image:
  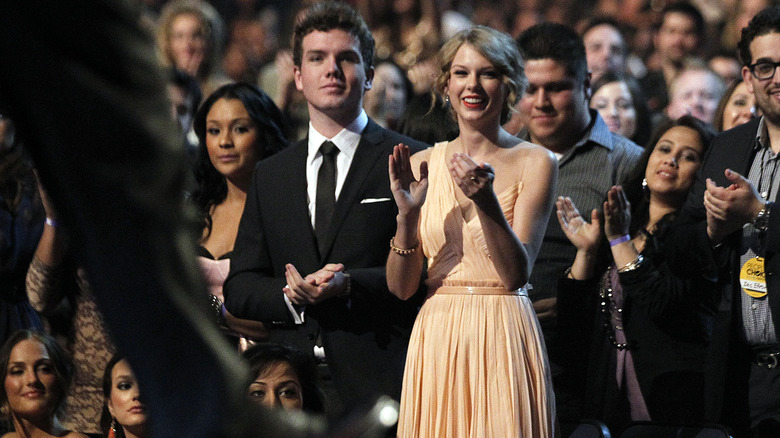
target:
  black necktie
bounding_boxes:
[315,141,339,254]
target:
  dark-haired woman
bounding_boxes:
[0,330,86,438]
[556,115,718,433]
[191,82,289,347]
[242,343,325,414]
[101,355,146,438]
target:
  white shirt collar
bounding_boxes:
[307,109,368,164]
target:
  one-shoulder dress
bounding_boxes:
[397,142,556,437]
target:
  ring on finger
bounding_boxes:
[469,176,477,181]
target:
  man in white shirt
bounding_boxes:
[224,1,427,416]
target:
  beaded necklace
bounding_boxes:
[599,265,633,350]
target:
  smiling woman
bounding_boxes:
[556,115,719,433]
[0,330,86,438]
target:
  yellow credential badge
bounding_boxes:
[741,257,768,298]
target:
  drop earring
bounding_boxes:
[642,177,650,198]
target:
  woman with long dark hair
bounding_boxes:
[556,115,718,433]
[191,82,289,347]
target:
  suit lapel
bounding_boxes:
[286,139,320,259]
[318,120,386,261]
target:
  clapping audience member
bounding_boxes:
[388,25,558,437]
[713,79,758,132]
[0,330,87,438]
[243,343,325,414]
[590,72,652,147]
[101,356,147,438]
[556,115,717,434]
[156,0,229,97]
[26,177,116,437]
[192,82,289,348]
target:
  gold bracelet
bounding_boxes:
[390,237,419,255]
[617,255,644,273]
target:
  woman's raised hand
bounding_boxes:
[448,153,494,203]
[389,144,428,216]
[556,196,601,253]
[603,185,631,241]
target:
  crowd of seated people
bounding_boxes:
[2,1,779,437]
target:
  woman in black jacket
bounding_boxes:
[555,115,718,433]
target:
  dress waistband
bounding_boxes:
[434,286,527,296]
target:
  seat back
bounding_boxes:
[618,421,732,438]
[561,419,612,438]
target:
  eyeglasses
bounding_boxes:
[749,61,780,80]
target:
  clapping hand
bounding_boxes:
[603,186,631,241]
[448,153,495,204]
[556,196,601,253]
[389,144,428,216]
[704,169,765,243]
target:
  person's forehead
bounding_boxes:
[584,24,623,45]
[749,32,780,61]
[662,12,696,30]
[525,59,575,82]
[302,29,360,51]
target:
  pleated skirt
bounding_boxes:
[397,286,556,437]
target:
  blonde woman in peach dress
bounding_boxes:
[388,26,558,437]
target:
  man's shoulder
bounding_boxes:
[714,117,760,145]
[608,132,643,157]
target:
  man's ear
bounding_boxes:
[584,71,592,100]
[293,66,304,92]
[742,65,754,94]
[364,66,375,90]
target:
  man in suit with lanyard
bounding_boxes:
[224,1,427,416]
[669,6,780,437]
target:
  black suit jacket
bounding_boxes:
[224,119,427,408]
[668,118,780,433]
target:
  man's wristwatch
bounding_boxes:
[753,201,774,231]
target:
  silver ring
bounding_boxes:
[470,176,477,181]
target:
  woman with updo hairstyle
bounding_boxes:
[100,355,146,438]
[242,343,325,414]
[0,330,85,438]
[191,82,289,348]
[156,0,228,98]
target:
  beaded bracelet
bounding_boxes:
[390,237,418,255]
[617,255,644,273]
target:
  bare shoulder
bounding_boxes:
[64,432,90,438]
[508,140,556,168]
[410,145,434,168]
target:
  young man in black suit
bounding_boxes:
[669,6,780,437]
[224,1,427,415]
